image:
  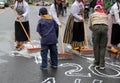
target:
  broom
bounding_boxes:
[80,12,93,53]
[13,10,40,51]
[58,15,73,59]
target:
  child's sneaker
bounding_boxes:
[51,65,58,69]
[40,67,47,70]
[40,66,47,70]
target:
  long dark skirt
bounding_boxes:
[72,22,84,42]
[111,24,120,45]
[15,21,30,42]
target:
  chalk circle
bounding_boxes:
[89,64,120,78]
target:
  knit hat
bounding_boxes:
[94,5,102,11]
[39,7,48,15]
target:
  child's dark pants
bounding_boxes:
[41,44,58,68]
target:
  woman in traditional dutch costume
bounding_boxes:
[63,0,85,51]
[11,0,30,50]
[109,0,120,53]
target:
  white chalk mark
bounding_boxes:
[92,79,103,83]
[34,55,42,64]
[89,64,120,78]
[59,63,91,77]
[106,62,120,70]
[74,79,81,83]
[41,77,55,83]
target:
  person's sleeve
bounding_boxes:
[53,20,58,30]
[22,2,29,17]
[14,1,17,9]
[88,14,92,30]
[49,4,61,26]
[81,2,84,9]
[112,7,120,25]
[36,22,41,32]
[110,7,113,15]
[71,5,83,21]
[37,21,43,36]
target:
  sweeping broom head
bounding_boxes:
[58,52,73,56]
[27,47,41,53]
[80,48,93,53]
[58,52,73,59]
[27,47,41,51]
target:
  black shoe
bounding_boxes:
[40,66,47,70]
[51,65,58,69]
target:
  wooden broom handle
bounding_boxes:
[13,10,34,48]
[59,15,64,53]
[82,12,89,48]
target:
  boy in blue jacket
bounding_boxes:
[37,7,58,70]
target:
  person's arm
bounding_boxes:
[49,4,61,26]
[22,2,29,18]
[13,1,29,20]
[71,4,83,21]
[13,1,17,9]
[88,14,92,30]
[36,22,42,37]
[113,7,120,25]
[12,2,22,20]
[53,20,58,30]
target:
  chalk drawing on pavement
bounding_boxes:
[59,63,91,77]
[74,79,81,83]
[92,79,103,83]
[41,77,55,83]
[89,64,120,78]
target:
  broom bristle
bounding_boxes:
[58,53,73,59]
[27,47,41,53]
[58,53,73,56]
[27,47,41,51]
[80,49,93,52]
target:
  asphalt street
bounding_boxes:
[0,6,120,83]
